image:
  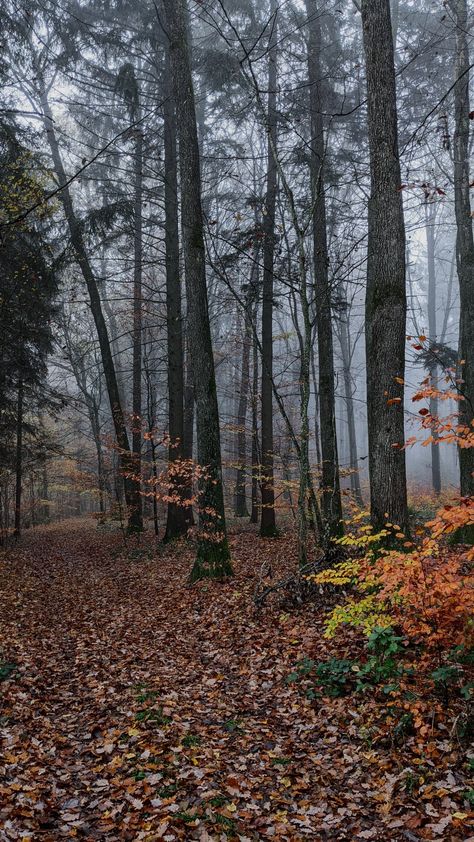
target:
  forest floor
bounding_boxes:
[0,519,473,842]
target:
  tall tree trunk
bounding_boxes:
[450,0,474,496]
[131,127,144,531]
[183,337,195,526]
[183,354,194,462]
[100,253,127,414]
[29,476,36,527]
[391,0,400,46]
[90,402,106,515]
[97,438,106,515]
[234,306,251,517]
[151,437,160,537]
[13,380,23,540]
[38,82,139,530]
[361,0,409,531]
[306,0,343,537]
[162,38,190,541]
[251,301,260,524]
[234,252,259,517]
[41,463,50,524]
[143,364,160,537]
[425,202,441,495]
[260,4,278,537]
[163,0,232,579]
[310,346,322,467]
[296,264,312,563]
[338,311,364,506]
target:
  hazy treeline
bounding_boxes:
[0,0,472,572]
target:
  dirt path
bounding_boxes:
[0,521,469,841]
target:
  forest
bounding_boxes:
[0,0,473,839]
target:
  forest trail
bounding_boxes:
[0,521,469,841]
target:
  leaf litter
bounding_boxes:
[0,519,472,841]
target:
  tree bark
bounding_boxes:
[162,36,191,541]
[131,126,144,531]
[90,401,106,515]
[306,0,343,538]
[234,251,260,518]
[260,4,278,537]
[251,300,260,524]
[181,332,196,527]
[391,0,400,46]
[100,255,127,415]
[163,0,231,579]
[361,0,409,531]
[41,463,50,524]
[310,346,322,467]
[234,305,251,517]
[450,0,474,496]
[13,379,23,540]
[425,202,441,495]
[338,309,364,506]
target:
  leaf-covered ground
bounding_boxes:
[0,520,473,841]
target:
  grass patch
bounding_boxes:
[0,662,17,682]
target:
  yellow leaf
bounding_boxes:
[452,812,468,820]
